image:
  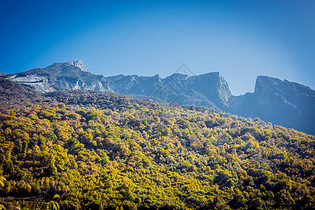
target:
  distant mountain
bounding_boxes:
[106,72,232,109]
[227,76,315,134]
[3,61,232,110]
[3,60,110,92]
[2,61,314,134]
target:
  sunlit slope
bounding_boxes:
[0,90,314,209]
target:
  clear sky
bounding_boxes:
[0,0,314,95]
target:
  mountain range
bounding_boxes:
[1,60,314,134]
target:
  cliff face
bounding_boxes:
[228,76,315,134]
[106,72,232,110]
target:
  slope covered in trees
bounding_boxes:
[0,90,314,209]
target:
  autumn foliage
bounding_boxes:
[0,90,314,209]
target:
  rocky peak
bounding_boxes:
[194,72,232,107]
[254,76,283,94]
[62,60,89,72]
[254,76,315,97]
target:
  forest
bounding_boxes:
[0,90,314,209]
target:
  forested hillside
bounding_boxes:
[0,90,314,209]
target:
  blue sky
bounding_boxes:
[0,0,314,95]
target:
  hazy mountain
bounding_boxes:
[227,76,315,134]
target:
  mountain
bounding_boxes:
[227,76,315,134]
[3,61,232,110]
[106,72,232,109]
[0,88,314,209]
[2,60,314,134]
[3,60,110,92]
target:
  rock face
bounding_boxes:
[106,72,232,110]
[227,76,315,134]
[4,60,110,92]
